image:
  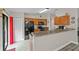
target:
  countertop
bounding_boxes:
[34,28,75,37]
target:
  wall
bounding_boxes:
[24,13,48,19]
[12,12,24,42]
[34,30,78,51]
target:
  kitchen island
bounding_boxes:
[33,28,77,51]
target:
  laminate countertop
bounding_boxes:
[34,28,75,37]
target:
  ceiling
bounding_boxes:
[6,8,56,14]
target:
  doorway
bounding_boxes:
[2,14,8,51]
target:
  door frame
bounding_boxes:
[2,14,8,51]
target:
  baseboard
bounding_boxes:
[54,41,78,51]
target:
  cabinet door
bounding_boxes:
[61,16,70,25]
[34,19,38,25]
[54,17,61,25]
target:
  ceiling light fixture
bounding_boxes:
[39,8,49,13]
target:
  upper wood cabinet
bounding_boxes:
[25,18,47,25]
[25,18,48,33]
[54,15,70,25]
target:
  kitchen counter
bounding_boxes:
[34,28,75,37]
[33,29,77,51]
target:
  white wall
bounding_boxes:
[34,30,78,51]
[24,13,48,19]
[12,12,24,42]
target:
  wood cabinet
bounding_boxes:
[25,18,48,33]
[54,15,70,25]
